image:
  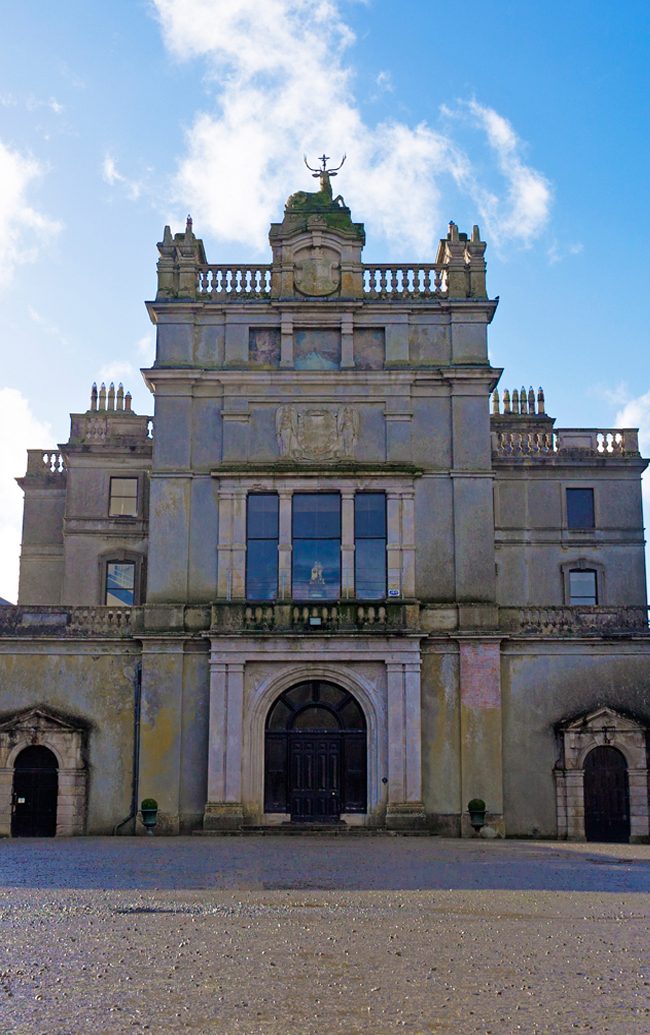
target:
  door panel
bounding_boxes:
[584,746,630,843]
[12,766,58,837]
[289,734,340,821]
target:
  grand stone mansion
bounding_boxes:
[1,166,649,841]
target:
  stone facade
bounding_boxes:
[1,171,648,840]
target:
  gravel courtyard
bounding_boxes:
[0,836,649,1034]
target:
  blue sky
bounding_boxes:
[1,0,649,600]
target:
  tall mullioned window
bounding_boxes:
[355,493,387,599]
[292,493,341,600]
[246,494,279,600]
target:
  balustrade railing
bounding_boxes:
[0,606,143,637]
[195,263,449,301]
[493,428,640,458]
[500,606,649,635]
[197,265,272,299]
[26,450,66,475]
[226,601,411,632]
[362,264,447,299]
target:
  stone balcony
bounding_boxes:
[211,601,420,634]
[499,606,650,637]
[0,606,144,638]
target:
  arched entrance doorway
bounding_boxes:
[264,681,367,822]
[584,746,630,843]
[11,745,58,837]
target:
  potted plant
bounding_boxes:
[140,798,158,835]
[467,798,487,833]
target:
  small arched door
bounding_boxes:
[265,681,367,822]
[11,745,58,837]
[584,746,630,843]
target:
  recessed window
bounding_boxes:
[105,562,136,606]
[292,493,341,600]
[566,488,594,530]
[569,569,597,605]
[355,493,386,599]
[246,494,279,600]
[109,477,138,517]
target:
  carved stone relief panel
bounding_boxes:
[275,406,359,462]
[293,245,341,297]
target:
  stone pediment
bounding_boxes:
[558,706,645,733]
[0,706,87,734]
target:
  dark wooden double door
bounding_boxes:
[264,681,367,822]
[11,746,58,837]
[289,734,341,821]
[584,746,630,843]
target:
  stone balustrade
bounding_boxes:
[0,606,143,637]
[212,601,417,633]
[362,265,447,299]
[197,265,272,299]
[194,263,450,301]
[493,428,640,458]
[26,450,66,476]
[499,606,649,636]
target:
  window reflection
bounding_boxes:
[292,494,340,600]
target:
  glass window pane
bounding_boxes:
[569,570,597,605]
[105,562,135,606]
[248,494,279,539]
[284,684,314,710]
[293,494,340,538]
[292,539,340,599]
[355,539,386,599]
[339,698,366,729]
[292,706,340,730]
[109,477,138,516]
[246,540,277,600]
[317,683,347,709]
[355,493,386,537]
[566,488,595,529]
[267,700,293,731]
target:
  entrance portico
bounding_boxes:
[203,635,426,830]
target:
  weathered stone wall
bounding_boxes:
[0,641,138,833]
[501,642,650,836]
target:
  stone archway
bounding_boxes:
[11,745,59,837]
[555,707,648,843]
[264,680,367,822]
[0,707,88,837]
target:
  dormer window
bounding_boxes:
[109,477,138,517]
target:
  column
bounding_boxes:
[341,491,355,599]
[341,313,354,368]
[386,492,402,599]
[385,660,426,829]
[231,491,247,599]
[278,490,292,600]
[401,491,416,598]
[216,492,233,598]
[204,659,245,829]
[280,314,293,368]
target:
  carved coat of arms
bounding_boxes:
[276,406,359,461]
[293,246,341,297]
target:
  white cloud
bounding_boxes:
[28,306,70,346]
[0,388,54,604]
[0,140,62,286]
[446,100,553,247]
[102,154,142,200]
[152,0,550,256]
[98,361,137,385]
